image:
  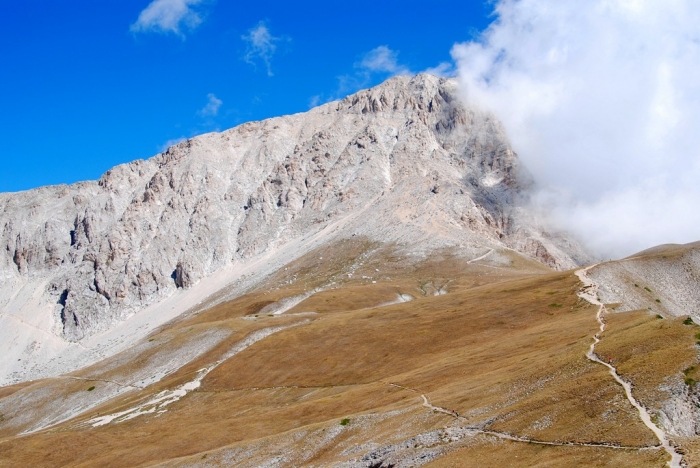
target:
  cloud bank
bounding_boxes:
[452,0,700,258]
[131,0,207,36]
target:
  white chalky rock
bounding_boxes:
[0,74,590,385]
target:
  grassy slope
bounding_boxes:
[0,242,697,467]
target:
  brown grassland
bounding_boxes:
[0,241,697,467]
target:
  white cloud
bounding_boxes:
[242,22,283,76]
[356,46,411,76]
[452,0,700,258]
[131,0,206,36]
[197,93,222,116]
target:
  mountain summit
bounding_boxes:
[0,74,588,385]
[1,75,699,468]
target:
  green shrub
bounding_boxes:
[340,418,350,426]
[644,286,652,292]
[87,386,95,392]
[684,317,695,325]
[549,303,563,308]
[685,377,696,387]
[655,299,661,303]
[656,314,664,319]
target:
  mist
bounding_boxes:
[452,0,700,259]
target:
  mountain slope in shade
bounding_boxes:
[0,74,590,386]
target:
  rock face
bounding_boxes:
[0,74,588,345]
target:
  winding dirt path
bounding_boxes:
[419,391,655,451]
[384,266,687,465]
[576,265,683,468]
[385,383,661,453]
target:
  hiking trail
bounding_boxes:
[385,383,662,452]
[576,265,683,468]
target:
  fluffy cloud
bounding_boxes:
[197,93,222,117]
[131,0,206,36]
[242,22,283,76]
[452,0,700,258]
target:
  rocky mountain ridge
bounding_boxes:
[0,74,589,384]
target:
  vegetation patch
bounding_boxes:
[644,287,652,293]
[87,386,96,392]
[340,418,350,426]
[684,317,695,325]
[549,303,563,308]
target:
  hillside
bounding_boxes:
[1,74,697,467]
[0,241,697,467]
[0,74,589,387]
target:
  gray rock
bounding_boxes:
[0,74,589,347]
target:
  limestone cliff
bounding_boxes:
[0,74,589,347]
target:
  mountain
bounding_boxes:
[3,74,698,467]
[0,240,697,467]
[0,74,589,387]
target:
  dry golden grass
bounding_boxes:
[596,311,697,405]
[0,243,695,467]
[594,309,700,461]
[423,436,668,467]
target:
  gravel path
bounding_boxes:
[576,266,683,468]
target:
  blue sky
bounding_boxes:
[0,0,492,193]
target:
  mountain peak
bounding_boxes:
[0,74,589,385]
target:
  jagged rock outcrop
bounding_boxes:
[0,74,587,344]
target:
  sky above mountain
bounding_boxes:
[0,0,490,193]
[2,0,699,257]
